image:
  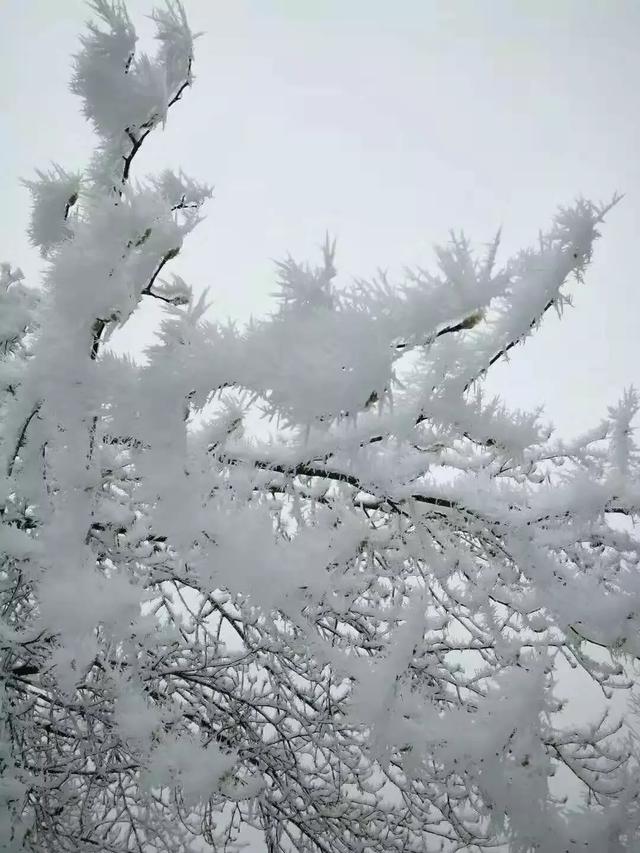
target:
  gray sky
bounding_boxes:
[2,0,639,437]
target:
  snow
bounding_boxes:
[1,2,639,851]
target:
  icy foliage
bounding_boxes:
[1,3,640,853]
[22,167,81,257]
[71,0,194,192]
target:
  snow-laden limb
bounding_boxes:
[2,3,640,852]
[160,200,610,430]
[72,0,194,193]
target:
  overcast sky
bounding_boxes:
[2,0,639,438]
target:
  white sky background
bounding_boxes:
[1,0,639,440]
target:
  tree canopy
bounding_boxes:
[1,3,639,852]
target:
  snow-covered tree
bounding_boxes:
[1,3,639,851]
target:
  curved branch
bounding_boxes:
[7,402,41,477]
[120,75,191,189]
